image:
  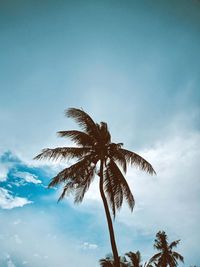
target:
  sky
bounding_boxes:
[0,0,200,266]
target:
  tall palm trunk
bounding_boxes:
[99,159,120,267]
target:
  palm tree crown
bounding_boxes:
[149,231,184,267]
[99,255,128,267]
[35,108,155,214]
[125,251,143,267]
[34,108,156,267]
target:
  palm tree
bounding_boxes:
[149,231,184,267]
[125,251,143,267]
[99,254,128,267]
[125,251,153,267]
[34,108,156,267]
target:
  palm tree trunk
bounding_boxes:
[99,159,120,267]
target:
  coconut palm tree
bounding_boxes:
[125,251,143,267]
[99,254,128,267]
[34,108,155,267]
[125,251,153,267]
[149,231,184,267]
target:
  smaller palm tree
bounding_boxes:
[125,251,154,267]
[149,231,184,267]
[99,254,128,267]
[125,251,143,267]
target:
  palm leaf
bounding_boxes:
[57,130,95,146]
[107,143,127,173]
[48,154,95,187]
[105,162,124,213]
[34,147,92,161]
[169,240,180,249]
[58,180,77,201]
[107,160,135,212]
[149,252,161,263]
[104,167,116,217]
[172,252,184,263]
[119,148,156,175]
[66,108,99,140]
[74,161,97,203]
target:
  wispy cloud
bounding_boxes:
[0,163,9,182]
[81,242,98,250]
[13,171,42,185]
[0,188,32,209]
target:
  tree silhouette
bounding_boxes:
[125,251,143,267]
[125,251,154,267]
[149,231,184,267]
[99,254,128,267]
[34,108,155,267]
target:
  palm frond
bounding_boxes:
[57,130,95,146]
[125,251,142,267]
[99,258,114,267]
[149,253,161,263]
[34,147,92,161]
[107,160,135,212]
[119,148,156,175]
[169,240,180,249]
[172,252,184,263]
[58,180,77,201]
[104,167,116,217]
[111,149,127,173]
[104,162,124,214]
[48,154,95,187]
[74,161,97,203]
[66,108,99,140]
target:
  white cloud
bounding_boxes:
[81,242,98,250]
[0,188,32,209]
[14,171,42,184]
[0,163,10,181]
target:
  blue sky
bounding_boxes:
[0,0,200,266]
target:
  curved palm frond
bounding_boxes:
[119,149,156,175]
[169,240,180,250]
[109,160,135,212]
[103,159,134,218]
[99,257,115,267]
[74,160,97,203]
[149,252,161,263]
[104,167,116,217]
[34,147,92,161]
[172,252,184,263]
[125,251,142,267]
[48,154,96,187]
[57,180,77,202]
[57,130,95,146]
[66,108,100,141]
[99,255,128,267]
[58,161,97,202]
[109,144,127,173]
